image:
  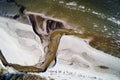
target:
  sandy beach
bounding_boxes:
[0,17,120,80]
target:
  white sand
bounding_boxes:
[0,17,120,80]
[39,35,120,80]
[0,17,44,66]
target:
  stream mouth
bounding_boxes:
[20,10,120,58]
[0,0,120,57]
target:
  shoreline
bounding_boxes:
[0,16,120,80]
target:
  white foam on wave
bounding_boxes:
[62,2,120,26]
[66,2,77,6]
[108,17,120,25]
[59,1,64,4]
[78,5,85,9]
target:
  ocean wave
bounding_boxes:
[107,17,120,25]
[66,1,77,6]
[58,1,120,26]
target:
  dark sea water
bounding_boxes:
[0,0,120,57]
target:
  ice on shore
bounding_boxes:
[0,17,120,80]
